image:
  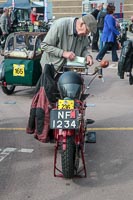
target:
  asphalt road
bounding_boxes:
[1,33,133,200]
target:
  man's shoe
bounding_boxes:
[96,58,102,62]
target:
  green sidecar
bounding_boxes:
[0,31,46,95]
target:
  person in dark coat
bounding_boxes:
[97,3,108,51]
[91,3,103,52]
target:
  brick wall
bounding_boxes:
[124,0,133,19]
[52,0,133,20]
[52,0,82,18]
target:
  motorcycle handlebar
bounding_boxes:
[58,60,109,76]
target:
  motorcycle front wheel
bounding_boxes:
[61,135,76,179]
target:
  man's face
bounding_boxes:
[77,22,90,36]
[33,8,36,12]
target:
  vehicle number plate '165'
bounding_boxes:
[13,64,25,77]
[50,109,79,129]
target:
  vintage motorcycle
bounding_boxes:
[50,59,109,178]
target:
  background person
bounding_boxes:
[30,7,43,24]
[97,3,108,51]
[91,3,103,52]
[0,7,10,53]
[96,5,120,62]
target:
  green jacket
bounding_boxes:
[40,17,90,71]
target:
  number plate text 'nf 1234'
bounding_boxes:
[50,109,79,129]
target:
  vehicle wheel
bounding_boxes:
[1,85,16,95]
[61,135,76,179]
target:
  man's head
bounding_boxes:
[3,7,9,15]
[76,14,97,36]
[97,3,103,10]
[32,7,36,13]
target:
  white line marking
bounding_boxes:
[0,154,9,162]
[2,148,17,153]
[0,147,34,163]
[18,148,34,153]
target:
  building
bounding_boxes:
[52,0,133,20]
[0,0,132,20]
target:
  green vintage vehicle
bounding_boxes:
[0,31,46,95]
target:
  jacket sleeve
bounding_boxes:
[41,23,64,58]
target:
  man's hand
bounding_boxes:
[86,55,93,66]
[62,51,76,61]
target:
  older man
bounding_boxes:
[0,7,10,52]
[40,14,97,71]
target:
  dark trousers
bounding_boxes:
[92,28,99,51]
[96,41,119,61]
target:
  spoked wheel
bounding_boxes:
[1,85,16,95]
[61,135,76,179]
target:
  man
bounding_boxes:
[97,3,108,51]
[30,8,38,24]
[26,14,97,143]
[40,14,97,71]
[0,7,10,52]
[91,3,103,52]
[30,7,43,24]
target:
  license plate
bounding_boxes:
[58,99,74,109]
[13,64,25,77]
[50,109,79,129]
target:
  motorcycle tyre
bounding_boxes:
[61,135,76,179]
[1,85,16,95]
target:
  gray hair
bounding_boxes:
[3,7,8,12]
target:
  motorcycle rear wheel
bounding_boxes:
[61,135,76,179]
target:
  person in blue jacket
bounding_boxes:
[96,4,120,62]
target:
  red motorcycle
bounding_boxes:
[50,60,109,178]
